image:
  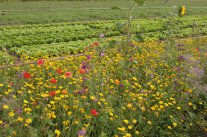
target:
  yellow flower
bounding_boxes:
[135,131,140,135]
[75,121,79,124]
[118,127,125,132]
[132,119,137,124]
[12,131,16,135]
[9,111,15,117]
[177,107,181,110]
[125,133,131,137]
[128,126,133,129]
[55,129,61,137]
[173,123,177,127]
[17,117,23,122]
[168,126,172,129]
[123,120,129,124]
[127,103,132,108]
[147,121,152,125]
[181,6,185,16]
[3,105,9,109]
[26,119,32,124]
[188,102,192,106]
[0,120,3,124]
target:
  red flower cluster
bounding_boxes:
[94,42,99,46]
[24,72,30,79]
[57,69,62,73]
[91,109,98,116]
[37,59,44,65]
[51,79,57,83]
[49,91,56,96]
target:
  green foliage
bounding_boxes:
[133,0,144,5]
[134,34,144,43]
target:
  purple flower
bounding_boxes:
[2,122,6,126]
[101,53,105,56]
[87,56,91,60]
[150,73,153,78]
[131,44,134,47]
[101,83,104,86]
[18,110,22,114]
[120,84,123,87]
[82,77,87,80]
[100,34,104,38]
[94,98,98,102]
[186,92,189,95]
[177,43,181,47]
[178,56,184,59]
[82,62,86,65]
[78,129,86,137]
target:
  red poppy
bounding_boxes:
[37,59,44,65]
[51,79,57,83]
[24,72,30,79]
[94,42,98,46]
[65,72,72,77]
[195,48,198,51]
[90,44,94,48]
[9,82,13,86]
[86,47,89,50]
[91,109,98,116]
[57,69,62,73]
[79,70,85,74]
[49,91,56,96]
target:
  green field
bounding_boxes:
[0,0,207,25]
[0,14,206,62]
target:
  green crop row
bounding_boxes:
[0,15,206,49]
[9,36,122,58]
[8,24,207,59]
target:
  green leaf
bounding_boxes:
[108,40,117,48]
[99,132,107,137]
[110,6,121,10]
[134,0,144,5]
[114,22,123,29]
[134,34,144,43]
[48,130,54,137]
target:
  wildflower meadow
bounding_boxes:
[0,0,207,137]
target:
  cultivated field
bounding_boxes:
[0,0,207,25]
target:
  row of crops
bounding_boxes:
[0,15,207,60]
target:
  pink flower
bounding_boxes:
[65,72,72,77]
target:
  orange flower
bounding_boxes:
[115,80,120,85]
[79,70,85,74]
[65,72,72,77]
[62,90,67,94]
